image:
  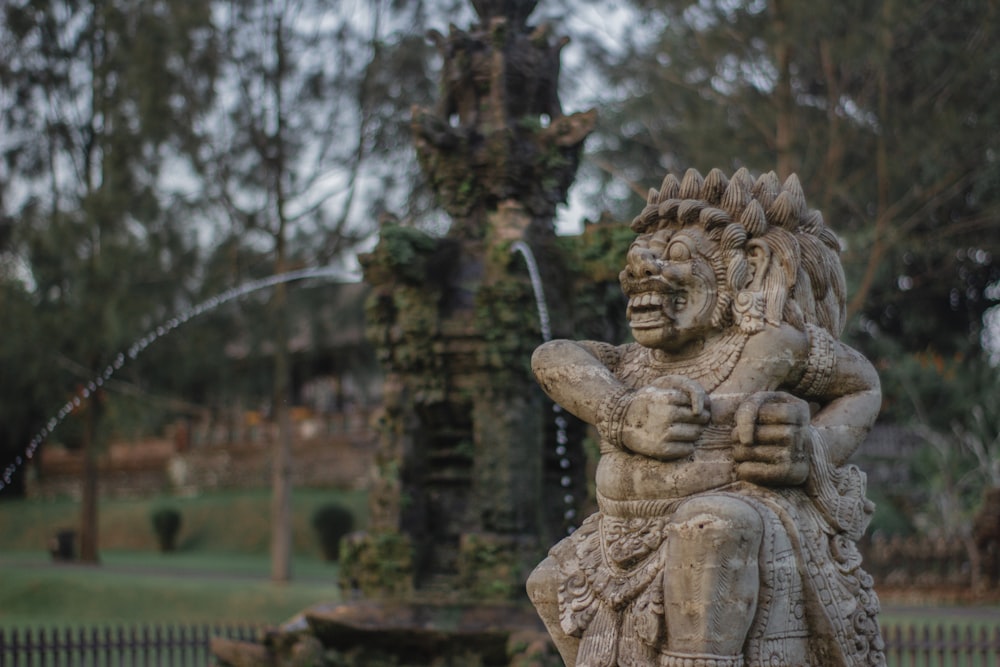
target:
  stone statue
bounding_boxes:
[527,167,885,667]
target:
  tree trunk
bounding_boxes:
[963,534,983,593]
[270,277,294,583]
[79,394,102,564]
[846,0,894,319]
[771,0,795,179]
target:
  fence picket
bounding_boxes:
[165,625,174,667]
[112,626,123,667]
[37,627,46,667]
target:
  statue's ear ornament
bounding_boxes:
[733,239,772,333]
[734,289,766,334]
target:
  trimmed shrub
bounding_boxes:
[311,504,354,561]
[49,529,76,561]
[150,507,182,552]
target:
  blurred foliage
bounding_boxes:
[555,0,1000,366]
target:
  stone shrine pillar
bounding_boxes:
[344,0,596,601]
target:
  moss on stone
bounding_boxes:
[339,532,415,600]
[457,533,541,602]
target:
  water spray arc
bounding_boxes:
[510,241,551,342]
[0,265,360,493]
[510,241,576,532]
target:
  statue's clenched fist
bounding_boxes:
[733,391,811,485]
[621,375,710,461]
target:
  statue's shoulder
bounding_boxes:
[738,323,812,387]
[743,323,809,357]
[576,339,639,370]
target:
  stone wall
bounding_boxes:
[27,411,377,500]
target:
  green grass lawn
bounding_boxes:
[0,488,364,628]
[0,487,367,556]
[0,551,342,627]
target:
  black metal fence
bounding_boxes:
[882,624,1000,666]
[0,623,259,667]
[2,622,1000,666]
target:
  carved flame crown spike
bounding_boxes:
[751,171,781,212]
[801,209,823,235]
[739,199,768,237]
[768,174,806,230]
[720,175,751,220]
[701,168,729,205]
[782,173,806,207]
[769,191,800,230]
[679,168,705,200]
[732,167,755,191]
[659,173,681,201]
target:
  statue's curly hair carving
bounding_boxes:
[628,167,847,338]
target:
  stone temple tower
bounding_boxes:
[346,0,596,600]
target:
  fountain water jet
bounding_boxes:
[511,240,576,532]
[510,241,552,343]
[0,265,360,493]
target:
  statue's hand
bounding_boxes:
[621,376,710,460]
[733,391,811,485]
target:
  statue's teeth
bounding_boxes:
[629,293,663,309]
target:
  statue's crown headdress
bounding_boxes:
[629,167,847,337]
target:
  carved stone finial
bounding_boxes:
[471,0,538,25]
[411,0,594,225]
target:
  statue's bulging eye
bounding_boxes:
[667,240,691,261]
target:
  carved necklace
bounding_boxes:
[632,332,750,393]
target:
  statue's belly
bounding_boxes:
[596,445,736,502]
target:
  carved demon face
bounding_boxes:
[620,227,721,355]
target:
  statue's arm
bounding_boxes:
[530,339,623,425]
[733,324,880,485]
[531,339,708,460]
[809,340,881,467]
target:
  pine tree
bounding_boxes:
[0,1,218,559]
[564,0,1000,363]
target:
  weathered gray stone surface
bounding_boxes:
[527,168,886,667]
